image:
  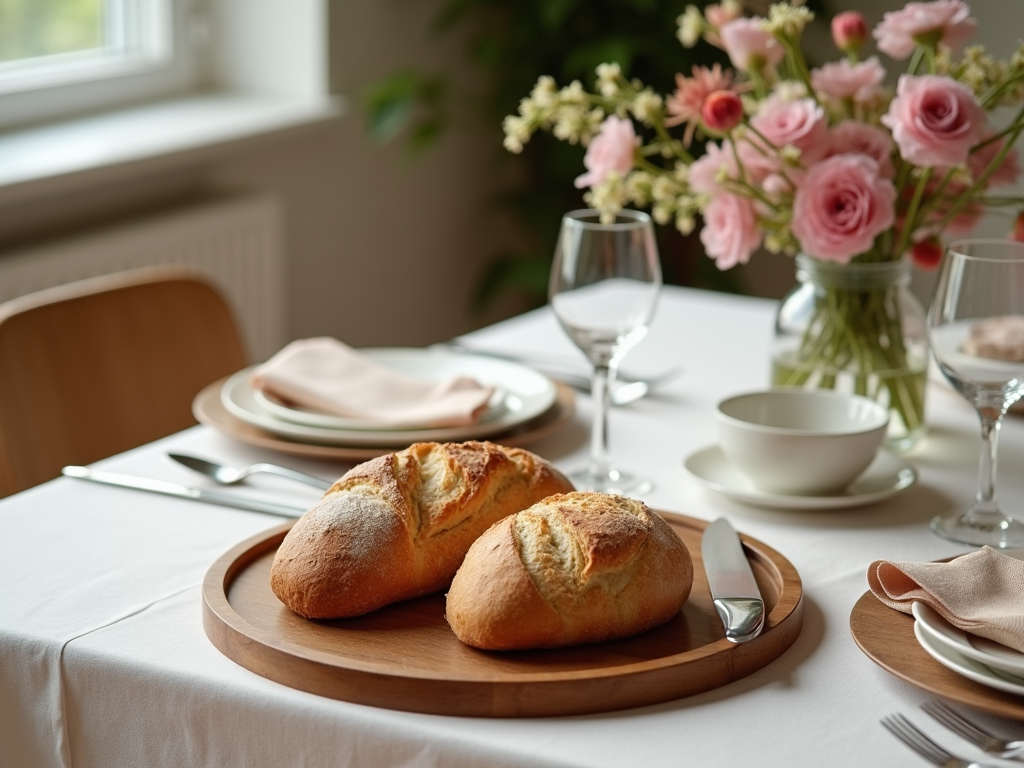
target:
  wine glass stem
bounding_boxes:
[972,405,1004,519]
[588,362,613,478]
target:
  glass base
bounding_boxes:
[566,466,653,496]
[930,510,1024,548]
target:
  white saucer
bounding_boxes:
[914,619,1024,697]
[912,588,1024,678]
[681,445,917,510]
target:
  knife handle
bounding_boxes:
[713,598,765,643]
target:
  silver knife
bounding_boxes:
[701,517,765,643]
[62,466,305,518]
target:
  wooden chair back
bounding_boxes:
[0,266,248,496]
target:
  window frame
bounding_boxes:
[0,0,203,131]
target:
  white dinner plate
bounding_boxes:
[220,349,558,447]
[912,580,1024,679]
[681,445,917,510]
[914,618,1024,697]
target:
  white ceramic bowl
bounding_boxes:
[715,389,890,496]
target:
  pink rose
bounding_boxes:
[832,11,869,52]
[826,122,895,177]
[700,193,762,269]
[574,116,638,189]
[811,57,886,101]
[688,141,737,195]
[881,74,985,168]
[719,18,784,72]
[791,154,897,263]
[750,95,829,166]
[969,134,1022,187]
[872,0,975,60]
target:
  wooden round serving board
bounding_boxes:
[850,591,1024,719]
[192,377,575,462]
[202,512,803,717]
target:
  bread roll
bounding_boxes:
[270,441,573,619]
[446,492,693,650]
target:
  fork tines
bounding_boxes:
[921,699,1002,753]
[881,714,951,766]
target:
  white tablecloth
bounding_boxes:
[3,285,1021,768]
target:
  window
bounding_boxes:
[0,0,201,130]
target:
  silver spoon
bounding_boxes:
[168,453,333,490]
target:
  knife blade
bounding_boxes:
[701,517,765,643]
[62,466,305,518]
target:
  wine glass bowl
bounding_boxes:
[549,209,661,494]
[926,238,1024,547]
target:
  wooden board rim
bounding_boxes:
[850,589,1024,720]
[192,377,576,461]
[202,512,803,716]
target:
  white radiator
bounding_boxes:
[0,194,285,362]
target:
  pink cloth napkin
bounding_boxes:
[867,547,1024,653]
[251,337,495,427]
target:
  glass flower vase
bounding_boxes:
[771,254,928,453]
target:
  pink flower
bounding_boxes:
[700,193,762,269]
[832,11,869,52]
[1012,212,1024,242]
[702,91,744,133]
[574,116,638,189]
[881,74,986,168]
[969,134,1022,187]
[666,64,742,145]
[811,57,886,101]
[750,95,829,166]
[704,2,743,47]
[720,18,784,72]
[872,0,975,60]
[688,141,737,195]
[705,2,743,30]
[791,154,897,263]
[826,121,895,177]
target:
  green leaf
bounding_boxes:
[405,117,445,160]
[537,0,579,32]
[362,70,423,143]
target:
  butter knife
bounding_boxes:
[701,517,765,643]
[62,466,304,518]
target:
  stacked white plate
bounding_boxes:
[911,558,1024,696]
[219,347,559,448]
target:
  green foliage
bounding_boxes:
[0,0,103,62]
[362,0,739,308]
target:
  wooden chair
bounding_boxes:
[0,266,248,496]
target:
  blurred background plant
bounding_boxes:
[361,0,797,311]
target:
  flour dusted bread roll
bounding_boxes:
[270,441,573,619]
[446,492,693,650]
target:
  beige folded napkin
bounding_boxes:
[251,337,495,427]
[867,547,1024,653]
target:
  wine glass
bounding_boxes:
[926,238,1024,547]
[549,208,661,494]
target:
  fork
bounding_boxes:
[922,700,1024,761]
[881,713,999,767]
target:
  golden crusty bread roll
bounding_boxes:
[445,492,693,650]
[270,441,573,619]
